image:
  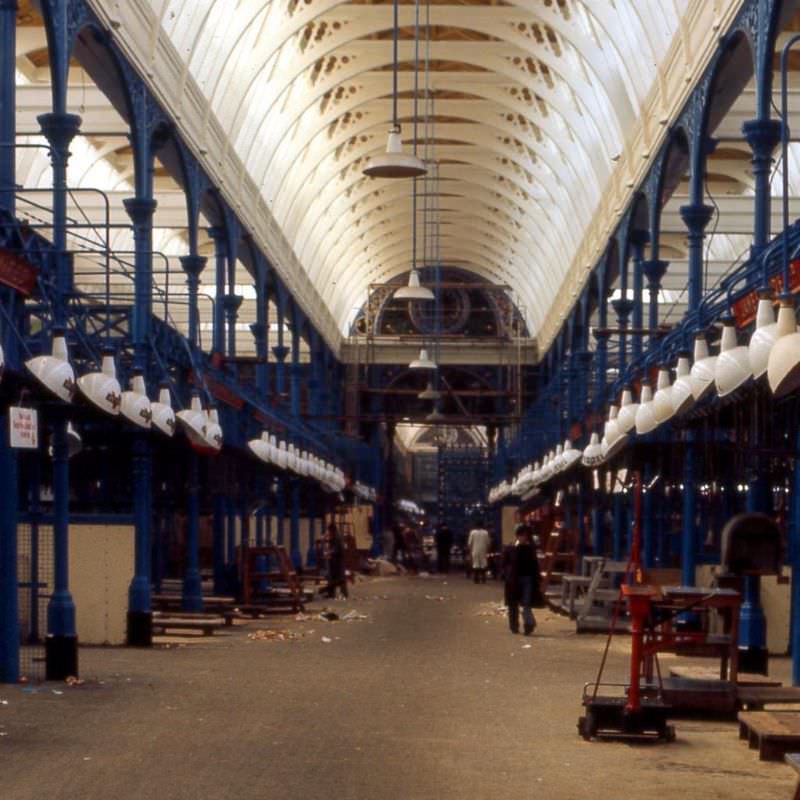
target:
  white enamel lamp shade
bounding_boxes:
[635,383,658,435]
[748,295,780,379]
[25,331,76,403]
[395,270,434,301]
[616,389,638,435]
[582,432,604,467]
[150,384,176,437]
[690,334,717,402]
[671,354,695,416]
[652,366,675,425]
[767,298,800,397]
[120,372,152,430]
[77,350,122,416]
[715,319,751,398]
[363,128,427,179]
[176,394,208,447]
[409,348,437,370]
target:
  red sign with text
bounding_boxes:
[0,249,38,295]
[733,259,800,327]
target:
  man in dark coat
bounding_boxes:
[435,522,453,574]
[503,523,541,635]
[323,523,348,599]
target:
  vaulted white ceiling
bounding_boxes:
[141,0,687,337]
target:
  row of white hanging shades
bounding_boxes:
[490,296,800,500]
[25,332,219,449]
[488,440,582,502]
[581,295,800,464]
[247,432,347,493]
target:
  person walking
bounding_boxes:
[435,521,453,574]
[503,523,541,635]
[467,521,491,584]
[323,522,349,599]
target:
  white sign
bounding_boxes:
[9,406,38,449]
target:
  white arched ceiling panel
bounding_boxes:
[141,0,685,336]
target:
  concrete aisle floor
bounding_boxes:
[1,575,796,800]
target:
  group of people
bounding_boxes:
[331,513,542,638]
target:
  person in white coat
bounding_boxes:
[467,523,491,584]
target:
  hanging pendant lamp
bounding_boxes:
[652,366,675,425]
[26,328,76,402]
[395,269,434,301]
[120,370,152,430]
[248,430,271,464]
[767,297,800,396]
[77,347,122,416]
[715,317,751,398]
[635,383,658,435]
[150,382,176,437]
[363,0,426,179]
[581,432,604,467]
[748,292,781,379]
[176,393,208,447]
[615,388,638,435]
[418,380,441,400]
[671,353,695,416]
[409,348,437,369]
[689,333,717,401]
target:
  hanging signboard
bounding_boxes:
[0,249,38,296]
[9,406,38,449]
[733,259,800,328]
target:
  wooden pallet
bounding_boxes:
[669,666,781,687]
[738,686,800,710]
[738,711,800,761]
[152,614,226,636]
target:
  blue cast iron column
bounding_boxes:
[180,254,206,612]
[274,295,288,402]
[306,495,318,567]
[223,292,243,364]
[630,232,647,364]
[46,416,77,679]
[290,320,302,418]
[212,493,226,595]
[124,197,158,647]
[182,454,204,612]
[0,0,19,684]
[610,297,633,562]
[679,203,713,587]
[226,495,237,589]
[272,346,289,406]
[276,476,286,546]
[208,226,226,357]
[641,258,668,568]
[180,255,206,360]
[39,109,81,681]
[289,476,302,568]
[743,118,782,256]
[740,475,770,673]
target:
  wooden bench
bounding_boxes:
[151,614,225,637]
[669,665,781,687]
[738,711,800,761]
[784,753,800,800]
[738,686,800,710]
[152,594,236,614]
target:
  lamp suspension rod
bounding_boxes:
[411,0,421,272]
[780,33,800,293]
[392,0,399,130]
